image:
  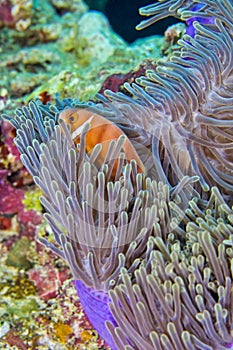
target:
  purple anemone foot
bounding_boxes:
[75,280,117,350]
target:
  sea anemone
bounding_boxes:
[2,99,199,348]
[95,0,233,200]
[107,186,233,349]
[2,0,233,349]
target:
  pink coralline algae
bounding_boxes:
[0,0,33,30]
[0,0,14,26]
[0,179,24,214]
[4,329,28,350]
[0,122,20,160]
[99,61,156,94]
[28,263,69,301]
[0,173,42,238]
[1,122,20,160]
[0,120,41,238]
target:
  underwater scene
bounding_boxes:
[0,0,233,349]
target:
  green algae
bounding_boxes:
[22,188,43,212]
[5,298,38,319]
[0,296,39,323]
[6,237,32,270]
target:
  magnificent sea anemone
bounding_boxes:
[2,0,233,349]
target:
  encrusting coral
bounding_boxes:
[2,0,233,349]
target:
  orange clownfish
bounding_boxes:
[59,108,145,180]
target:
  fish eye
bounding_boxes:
[69,115,76,123]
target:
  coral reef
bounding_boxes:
[1,0,233,349]
[0,0,163,114]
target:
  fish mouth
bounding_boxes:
[71,115,94,140]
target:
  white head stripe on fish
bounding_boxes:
[71,115,94,139]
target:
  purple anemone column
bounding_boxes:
[74,280,117,350]
[186,4,215,37]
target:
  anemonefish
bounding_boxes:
[59,108,145,180]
